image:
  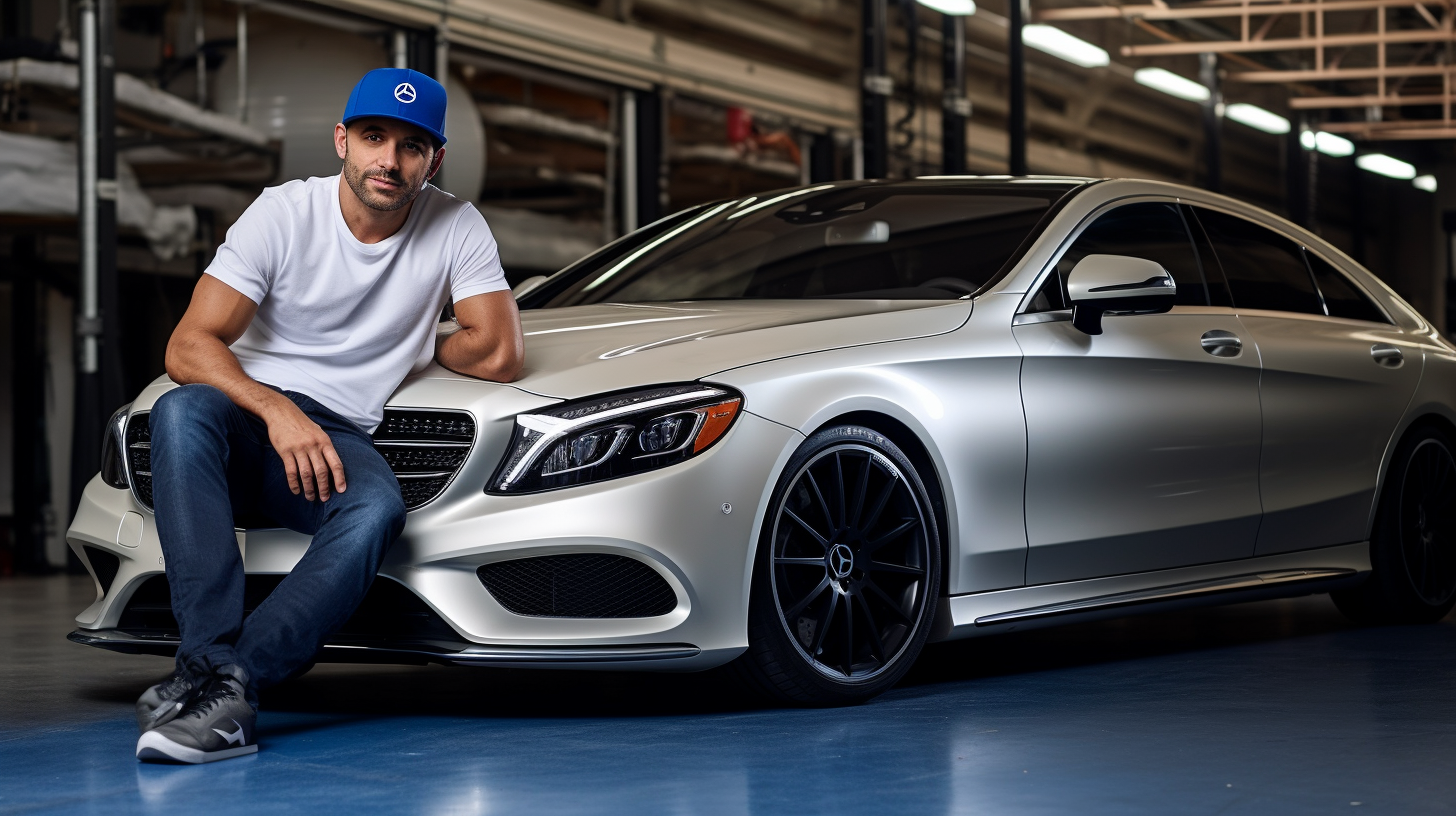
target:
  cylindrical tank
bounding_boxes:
[214,15,485,201]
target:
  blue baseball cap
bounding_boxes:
[342,68,448,146]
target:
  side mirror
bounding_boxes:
[512,275,549,299]
[1065,254,1176,335]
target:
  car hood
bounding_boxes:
[412,299,973,400]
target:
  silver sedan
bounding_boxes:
[68,177,1456,705]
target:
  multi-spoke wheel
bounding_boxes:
[734,425,940,704]
[1334,426,1456,624]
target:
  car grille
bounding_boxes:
[372,409,476,510]
[126,412,153,509]
[124,407,475,513]
[477,554,678,618]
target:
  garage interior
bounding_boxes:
[2,0,1455,812]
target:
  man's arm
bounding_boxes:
[165,275,348,502]
[436,290,525,381]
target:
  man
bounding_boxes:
[132,68,524,764]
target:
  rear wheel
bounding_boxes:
[734,425,941,705]
[1333,425,1456,624]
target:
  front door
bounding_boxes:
[1015,200,1264,585]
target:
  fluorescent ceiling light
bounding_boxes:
[1299,130,1355,157]
[1356,153,1417,180]
[1133,67,1209,102]
[1022,24,1109,68]
[918,0,977,14]
[1225,103,1290,134]
[1414,175,1438,192]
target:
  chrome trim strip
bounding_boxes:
[974,567,1356,626]
[373,440,472,448]
[392,471,456,480]
[67,629,700,665]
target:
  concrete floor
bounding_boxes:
[2,575,1455,815]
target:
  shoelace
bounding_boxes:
[181,677,240,721]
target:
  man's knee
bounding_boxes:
[152,384,234,440]
[330,480,406,543]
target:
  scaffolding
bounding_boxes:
[1040,0,1456,140]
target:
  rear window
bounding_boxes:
[1305,251,1390,323]
[529,184,1076,307]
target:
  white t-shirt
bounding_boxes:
[204,175,508,433]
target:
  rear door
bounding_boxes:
[1189,206,1422,555]
[1015,200,1264,584]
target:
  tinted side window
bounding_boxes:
[1193,207,1323,315]
[1027,202,1208,312]
[1305,251,1390,323]
[1181,204,1233,307]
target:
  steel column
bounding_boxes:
[1200,52,1223,192]
[861,0,890,179]
[71,0,124,536]
[941,13,968,175]
[1008,0,1028,175]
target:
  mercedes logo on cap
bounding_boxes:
[393,82,417,103]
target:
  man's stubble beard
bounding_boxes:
[342,144,428,212]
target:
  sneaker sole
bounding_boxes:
[136,731,258,764]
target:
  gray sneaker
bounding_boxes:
[136,668,257,764]
[135,671,197,734]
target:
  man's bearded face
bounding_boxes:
[341,121,435,212]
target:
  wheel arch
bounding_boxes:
[1369,405,1456,537]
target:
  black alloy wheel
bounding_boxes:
[1334,426,1456,624]
[734,425,941,705]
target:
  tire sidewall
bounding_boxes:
[1362,424,1456,623]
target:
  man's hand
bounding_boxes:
[166,274,348,502]
[436,290,525,381]
[261,399,347,502]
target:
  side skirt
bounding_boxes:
[934,541,1370,641]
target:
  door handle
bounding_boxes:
[1371,344,1404,368]
[1200,330,1242,358]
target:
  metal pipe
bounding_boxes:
[1008,0,1028,175]
[941,13,968,175]
[1200,52,1223,192]
[78,0,98,374]
[603,92,617,243]
[236,3,248,122]
[860,0,889,179]
[622,90,638,233]
[193,0,206,108]
[435,22,449,80]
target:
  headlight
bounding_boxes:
[100,403,131,489]
[489,384,742,494]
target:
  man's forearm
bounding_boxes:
[165,329,293,421]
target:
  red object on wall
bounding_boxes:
[726,107,753,145]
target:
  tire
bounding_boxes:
[1333,425,1456,625]
[733,425,942,705]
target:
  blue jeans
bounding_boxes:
[149,384,406,707]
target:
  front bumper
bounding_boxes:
[67,404,800,672]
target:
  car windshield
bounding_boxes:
[528,181,1083,308]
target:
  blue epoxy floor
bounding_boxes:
[4,576,1456,815]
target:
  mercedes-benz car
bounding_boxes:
[67,177,1456,704]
